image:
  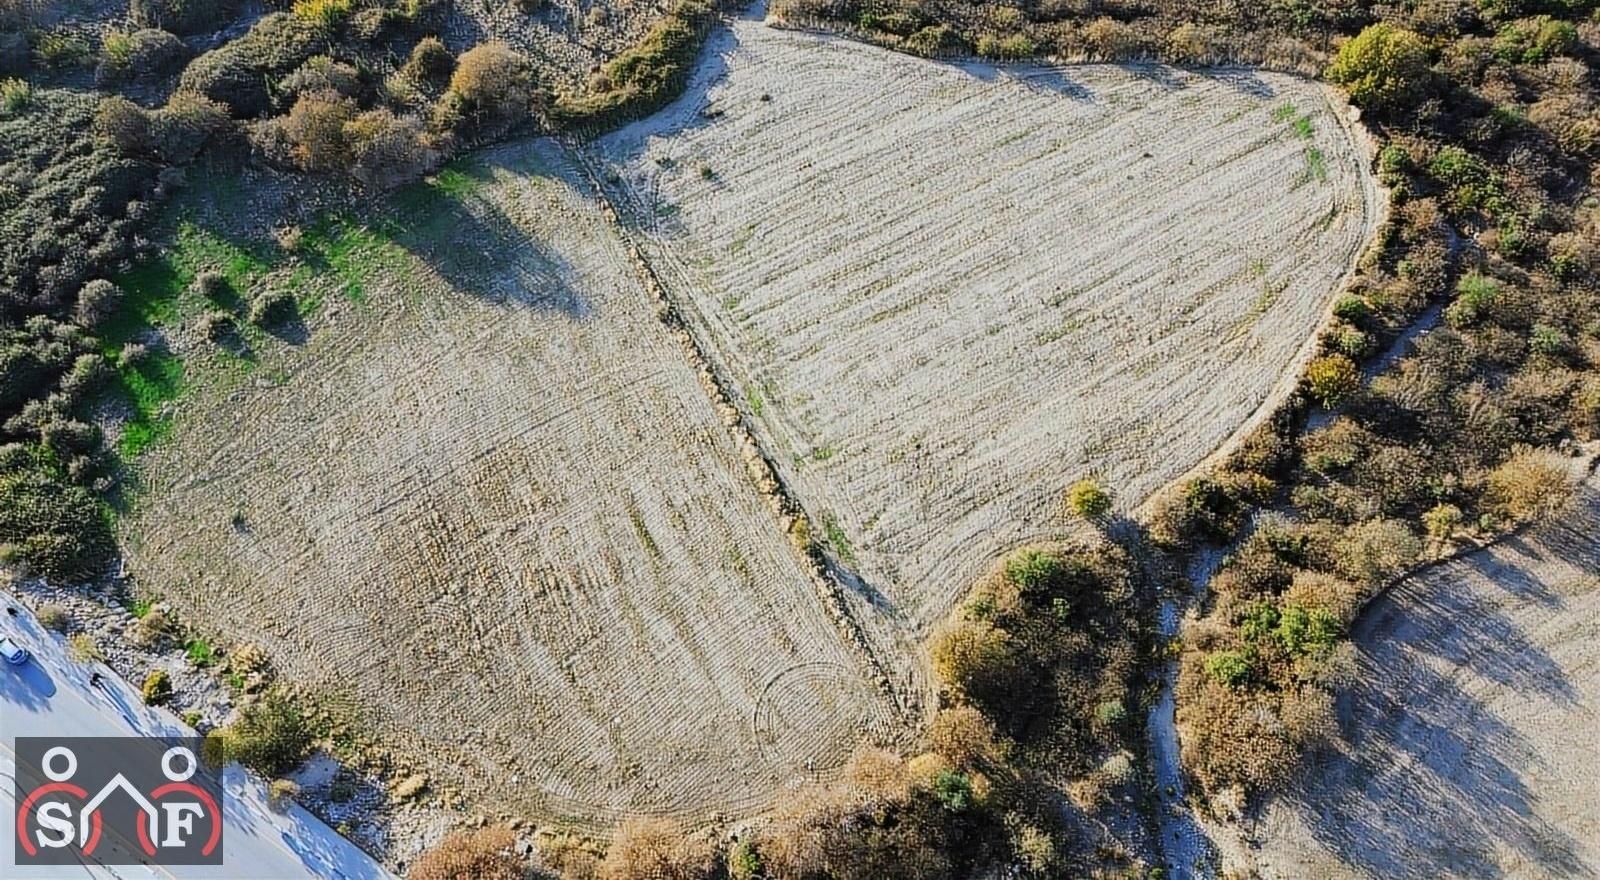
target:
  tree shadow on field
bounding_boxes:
[1280,492,1600,879]
[382,152,593,320]
[1201,67,1276,99]
[954,62,1096,102]
[1120,61,1189,92]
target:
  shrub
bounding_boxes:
[555,0,718,127]
[1574,375,1600,440]
[68,633,102,663]
[399,36,453,85]
[94,96,154,156]
[0,451,114,580]
[930,769,975,812]
[1305,354,1360,407]
[1529,323,1571,358]
[1204,650,1252,688]
[929,618,1021,711]
[97,29,187,83]
[211,691,312,776]
[927,707,1003,768]
[292,0,355,29]
[32,31,91,70]
[903,24,967,57]
[1493,16,1577,64]
[1330,518,1421,587]
[346,109,437,188]
[249,289,297,327]
[1331,294,1370,324]
[150,92,232,164]
[279,55,362,101]
[141,669,173,705]
[1446,272,1501,327]
[192,269,229,300]
[131,607,179,648]
[1485,448,1573,522]
[1422,502,1463,540]
[0,76,30,116]
[445,42,535,134]
[599,818,717,880]
[1063,477,1112,519]
[409,827,524,880]
[728,840,762,880]
[74,279,122,328]
[267,778,300,811]
[177,13,326,118]
[1326,24,1430,110]
[280,89,358,171]
[36,603,69,632]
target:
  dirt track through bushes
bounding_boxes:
[596,14,1382,628]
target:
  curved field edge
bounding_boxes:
[592,15,1385,632]
[1233,459,1600,878]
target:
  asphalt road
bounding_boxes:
[1,602,396,880]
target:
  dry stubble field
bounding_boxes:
[123,13,1383,825]
[596,14,1384,628]
[1243,465,1600,879]
[125,140,904,821]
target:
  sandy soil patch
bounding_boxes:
[595,14,1382,628]
[1240,468,1600,879]
[123,140,903,822]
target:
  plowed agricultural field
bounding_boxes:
[125,13,1380,824]
[125,141,904,820]
[596,16,1382,627]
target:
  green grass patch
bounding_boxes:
[114,352,184,457]
[1291,115,1314,139]
[820,512,856,567]
[1271,102,1298,123]
[184,637,217,668]
[295,214,404,304]
[1305,147,1328,182]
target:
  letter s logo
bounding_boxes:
[34,802,74,848]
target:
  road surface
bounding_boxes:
[1,602,396,880]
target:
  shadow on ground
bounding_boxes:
[1278,478,1600,879]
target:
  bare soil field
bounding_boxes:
[594,13,1383,627]
[1239,466,1600,879]
[123,139,905,822]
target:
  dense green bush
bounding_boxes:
[178,13,327,118]
[97,29,188,84]
[1325,23,1431,111]
[0,446,113,580]
[208,692,313,776]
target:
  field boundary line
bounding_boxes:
[561,139,926,731]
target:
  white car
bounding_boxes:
[0,636,28,666]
